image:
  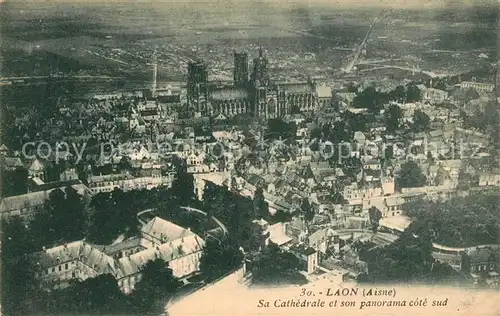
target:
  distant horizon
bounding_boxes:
[3,0,499,9]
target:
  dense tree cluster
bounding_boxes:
[199,237,244,282]
[252,244,308,285]
[402,193,500,247]
[368,206,382,233]
[395,160,427,190]
[133,259,181,311]
[412,109,431,133]
[87,173,194,244]
[300,198,315,223]
[1,167,28,197]
[352,84,421,113]
[1,175,197,315]
[202,181,256,250]
[30,274,136,315]
[357,229,465,284]
[266,119,297,141]
[384,104,403,133]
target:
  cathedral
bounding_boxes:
[187,48,320,119]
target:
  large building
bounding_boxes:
[32,217,204,294]
[188,48,321,119]
[0,183,89,221]
[233,51,249,87]
[459,81,495,93]
[187,61,210,113]
[495,61,500,99]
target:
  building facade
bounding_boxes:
[32,217,205,295]
[188,48,321,119]
[233,51,249,87]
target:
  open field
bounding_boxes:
[1,1,497,80]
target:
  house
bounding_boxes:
[2,157,25,170]
[478,172,500,187]
[141,217,194,246]
[421,88,448,104]
[88,173,164,194]
[0,184,89,221]
[316,85,332,107]
[60,168,79,181]
[287,243,318,274]
[193,172,232,200]
[463,246,500,276]
[116,232,204,294]
[267,222,292,247]
[32,241,117,291]
[307,228,336,258]
[459,81,494,93]
[27,158,47,180]
[363,158,381,170]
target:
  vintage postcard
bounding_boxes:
[0,0,499,315]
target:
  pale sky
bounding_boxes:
[9,0,499,8]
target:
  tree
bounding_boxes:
[118,156,132,172]
[394,86,407,103]
[253,187,269,220]
[1,167,28,197]
[132,259,181,312]
[172,171,195,204]
[412,109,430,133]
[368,206,382,232]
[252,244,307,285]
[199,237,244,281]
[30,188,67,247]
[138,258,180,292]
[396,160,427,190]
[62,185,88,241]
[267,119,297,141]
[300,198,315,222]
[406,84,421,102]
[1,217,38,316]
[402,192,500,247]
[358,226,462,284]
[385,104,403,133]
[353,86,385,113]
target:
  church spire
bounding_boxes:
[259,46,263,58]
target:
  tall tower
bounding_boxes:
[187,60,208,96]
[495,61,500,99]
[251,46,269,87]
[187,60,209,114]
[233,51,249,87]
[151,52,158,97]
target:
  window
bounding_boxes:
[65,263,68,270]
[72,271,76,278]
[59,266,62,272]
[52,268,55,273]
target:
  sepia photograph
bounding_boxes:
[0,0,499,315]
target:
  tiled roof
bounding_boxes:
[211,88,248,100]
[116,234,204,279]
[279,83,314,94]
[141,217,194,243]
[1,191,51,214]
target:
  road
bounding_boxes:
[180,206,228,234]
[136,206,228,235]
[343,13,382,73]
[360,63,459,78]
[1,75,123,80]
